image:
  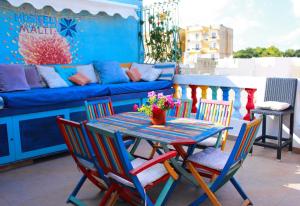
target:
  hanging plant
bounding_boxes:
[143,1,181,63]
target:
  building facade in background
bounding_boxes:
[182,24,233,64]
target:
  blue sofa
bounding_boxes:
[0,78,173,165]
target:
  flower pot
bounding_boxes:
[151,110,166,125]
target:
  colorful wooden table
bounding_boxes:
[88,112,231,184]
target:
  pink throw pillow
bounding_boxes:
[126,68,142,82]
[69,73,91,86]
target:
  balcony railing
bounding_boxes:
[173,75,300,148]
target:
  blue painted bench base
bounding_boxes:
[0,88,173,165]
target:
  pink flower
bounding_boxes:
[133,104,139,111]
[157,93,164,99]
[148,91,156,98]
[166,95,173,101]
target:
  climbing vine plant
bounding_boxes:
[143,0,181,63]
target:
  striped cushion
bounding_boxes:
[154,62,176,81]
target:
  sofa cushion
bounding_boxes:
[0,84,109,108]
[37,65,68,88]
[130,63,161,81]
[108,80,173,95]
[76,64,98,83]
[69,73,91,86]
[154,62,176,81]
[0,64,30,92]
[24,65,43,88]
[55,66,77,86]
[94,61,130,84]
[126,68,142,82]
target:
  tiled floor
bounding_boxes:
[0,140,300,206]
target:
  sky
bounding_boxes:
[144,0,300,51]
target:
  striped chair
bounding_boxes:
[186,118,262,206]
[85,97,114,121]
[196,99,233,150]
[85,123,179,206]
[57,117,107,205]
[167,98,192,118]
[85,97,134,148]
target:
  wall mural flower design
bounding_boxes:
[18,29,72,65]
[60,18,77,37]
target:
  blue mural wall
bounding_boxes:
[0,0,142,65]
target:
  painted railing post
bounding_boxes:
[199,86,208,99]
[181,84,188,99]
[190,85,198,113]
[210,86,218,100]
[173,84,180,99]
[221,87,230,101]
[232,87,242,119]
[244,88,257,121]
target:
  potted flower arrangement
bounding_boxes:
[134,91,181,125]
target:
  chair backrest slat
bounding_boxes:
[230,118,262,164]
[196,99,233,126]
[168,98,192,118]
[86,124,131,180]
[264,78,298,107]
[211,118,262,192]
[85,97,115,121]
[57,117,92,161]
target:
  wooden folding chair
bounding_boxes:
[85,97,134,148]
[196,99,233,150]
[167,98,193,118]
[85,97,115,121]
[85,123,179,206]
[186,118,262,206]
[57,117,107,205]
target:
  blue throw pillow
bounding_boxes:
[154,62,176,81]
[55,66,77,86]
[93,61,129,84]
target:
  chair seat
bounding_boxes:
[197,136,218,147]
[107,158,168,188]
[251,108,294,116]
[188,147,230,171]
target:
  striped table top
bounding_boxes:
[88,112,231,145]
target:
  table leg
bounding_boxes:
[161,144,198,186]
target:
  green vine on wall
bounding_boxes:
[143,1,181,63]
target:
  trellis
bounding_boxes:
[142,0,181,63]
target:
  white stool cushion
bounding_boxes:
[256,101,290,111]
[107,158,168,188]
[188,147,230,171]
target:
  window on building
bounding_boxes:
[211,32,217,38]
[195,33,199,39]
[195,43,200,50]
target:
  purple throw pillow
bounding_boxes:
[0,64,30,92]
[24,65,42,88]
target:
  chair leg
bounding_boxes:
[277,115,283,160]
[187,162,221,206]
[67,174,87,205]
[289,113,294,151]
[230,177,250,202]
[262,114,266,143]
[99,185,116,206]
